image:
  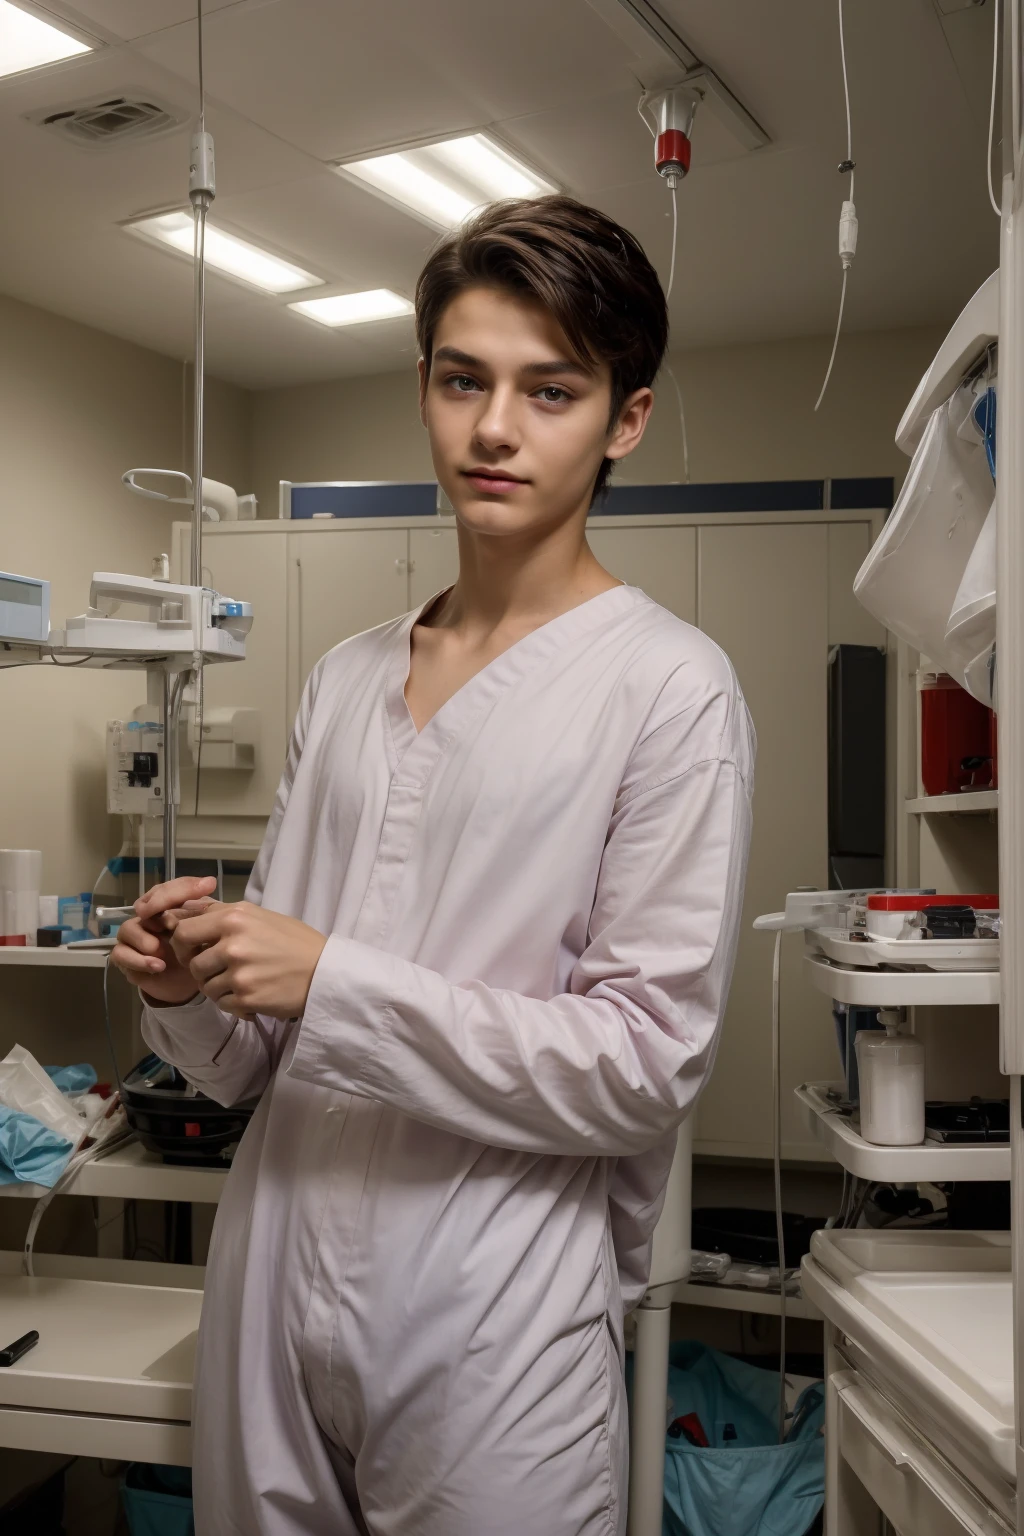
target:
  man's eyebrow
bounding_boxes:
[433,346,483,368]
[520,358,595,379]
[432,345,594,380]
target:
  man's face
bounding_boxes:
[419,284,650,537]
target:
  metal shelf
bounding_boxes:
[0,946,107,968]
[804,954,999,1006]
[0,1140,228,1203]
[906,792,998,814]
[797,1082,1009,1182]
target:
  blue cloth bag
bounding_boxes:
[660,1341,824,1536]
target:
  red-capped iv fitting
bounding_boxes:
[645,84,703,189]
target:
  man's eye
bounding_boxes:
[536,386,571,404]
[448,374,480,392]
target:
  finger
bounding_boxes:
[188,942,231,985]
[134,876,217,922]
[115,918,165,958]
[175,906,238,948]
[111,943,166,979]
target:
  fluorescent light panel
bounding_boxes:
[337,133,556,230]
[0,0,92,77]
[289,290,414,328]
[126,212,322,294]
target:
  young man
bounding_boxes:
[113,196,754,1536]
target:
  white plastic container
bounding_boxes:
[0,849,41,944]
[855,1011,925,1146]
[865,909,923,940]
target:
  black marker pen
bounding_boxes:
[0,1330,39,1366]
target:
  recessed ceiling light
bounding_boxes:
[289,290,414,328]
[335,133,557,230]
[0,1,93,78]
[125,211,323,295]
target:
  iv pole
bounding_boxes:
[164,0,215,885]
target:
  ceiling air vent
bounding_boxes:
[27,94,188,149]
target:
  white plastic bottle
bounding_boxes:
[855,1009,925,1146]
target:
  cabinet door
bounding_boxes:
[586,525,697,620]
[181,530,288,819]
[410,526,460,607]
[287,529,409,717]
[696,522,834,1159]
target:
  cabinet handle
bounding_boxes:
[395,557,409,574]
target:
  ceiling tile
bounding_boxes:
[137,0,639,161]
[212,172,437,293]
[54,0,247,44]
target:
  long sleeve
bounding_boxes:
[288,711,754,1157]
[140,666,320,1107]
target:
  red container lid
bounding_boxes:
[866,893,998,911]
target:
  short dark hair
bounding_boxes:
[415,195,668,499]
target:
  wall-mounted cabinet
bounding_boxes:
[173,507,885,1161]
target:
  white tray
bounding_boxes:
[812,927,999,972]
[804,954,999,1006]
[797,1082,1010,1181]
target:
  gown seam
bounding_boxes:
[597,1235,623,1536]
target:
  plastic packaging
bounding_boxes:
[0,1045,87,1149]
[946,499,996,707]
[856,1012,925,1146]
[853,395,993,679]
[689,1249,731,1281]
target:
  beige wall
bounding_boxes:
[0,294,249,899]
[249,325,943,514]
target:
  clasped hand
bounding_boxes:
[111,875,327,1020]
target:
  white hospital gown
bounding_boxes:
[143,582,754,1536]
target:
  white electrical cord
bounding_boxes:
[839,0,853,205]
[138,814,146,901]
[814,0,857,412]
[988,0,1002,217]
[813,268,849,414]
[771,929,787,1443]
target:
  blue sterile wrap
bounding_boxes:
[0,1109,74,1187]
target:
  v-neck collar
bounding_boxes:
[384,583,646,776]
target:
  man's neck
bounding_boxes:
[423,520,620,637]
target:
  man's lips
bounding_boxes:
[461,469,528,492]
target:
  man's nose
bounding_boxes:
[472,388,520,453]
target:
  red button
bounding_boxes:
[184,1122,201,1137]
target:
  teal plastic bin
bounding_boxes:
[659,1342,825,1536]
[121,1464,194,1536]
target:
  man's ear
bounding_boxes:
[418,357,428,428]
[604,386,654,463]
